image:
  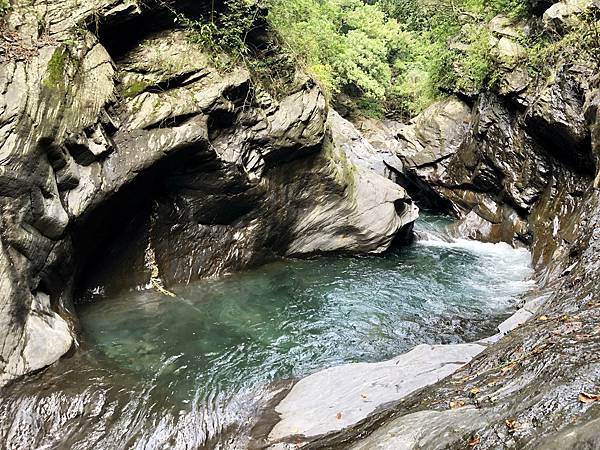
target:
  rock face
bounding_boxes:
[0,1,416,385]
[372,64,594,267]
[268,343,486,444]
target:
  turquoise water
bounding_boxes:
[0,215,533,449]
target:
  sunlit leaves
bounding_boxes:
[268,0,402,100]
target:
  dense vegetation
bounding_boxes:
[182,0,599,118]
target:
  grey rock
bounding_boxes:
[349,408,492,450]
[397,98,473,169]
[268,343,485,445]
[525,66,593,171]
[285,112,417,255]
[543,0,597,31]
[497,308,533,335]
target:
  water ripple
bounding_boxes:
[0,214,534,448]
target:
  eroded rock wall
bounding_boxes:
[0,1,416,385]
[365,68,596,271]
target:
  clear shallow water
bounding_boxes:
[0,215,533,449]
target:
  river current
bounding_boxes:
[0,214,533,449]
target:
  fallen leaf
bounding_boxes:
[336,412,342,420]
[537,315,549,321]
[468,434,481,447]
[449,400,465,409]
[532,344,547,355]
[578,392,600,404]
[505,418,518,431]
[501,362,517,373]
[469,387,480,397]
[561,314,570,322]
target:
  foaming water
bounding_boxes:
[0,214,533,449]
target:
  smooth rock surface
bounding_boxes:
[268,343,484,444]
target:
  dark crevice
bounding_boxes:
[71,143,212,303]
[526,120,595,176]
[144,112,200,130]
[207,109,239,140]
[91,1,179,61]
[223,81,253,108]
[395,170,456,214]
[143,70,211,94]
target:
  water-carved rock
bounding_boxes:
[0,1,417,385]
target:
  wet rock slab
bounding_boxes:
[267,343,485,445]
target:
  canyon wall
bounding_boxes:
[0,0,417,385]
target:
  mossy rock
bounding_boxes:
[44,48,67,89]
[121,79,151,98]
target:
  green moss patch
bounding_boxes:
[121,79,151,98]
[43,48,67,89]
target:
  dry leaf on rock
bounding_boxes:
[578,392,600,403]
[468,434,481,447]
[450,400,465,409]
[469,387,480,397]
[505,418,517,430]
[501,362,517,373]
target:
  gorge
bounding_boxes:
[0,0,599,449]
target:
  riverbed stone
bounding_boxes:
[268,343,485,445]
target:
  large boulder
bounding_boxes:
[487,16,530,98]
[267,343,485,446]
[370,98,474,210]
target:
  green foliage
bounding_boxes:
[174,0,598,118]
[0,0,9,16]
[184,0,260,63]
[121,79,150,98]
[268,0,402,100]
[266,0,528,116]
[380,0,530,115]
[168,0,296,97]
[525,14,600,80]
